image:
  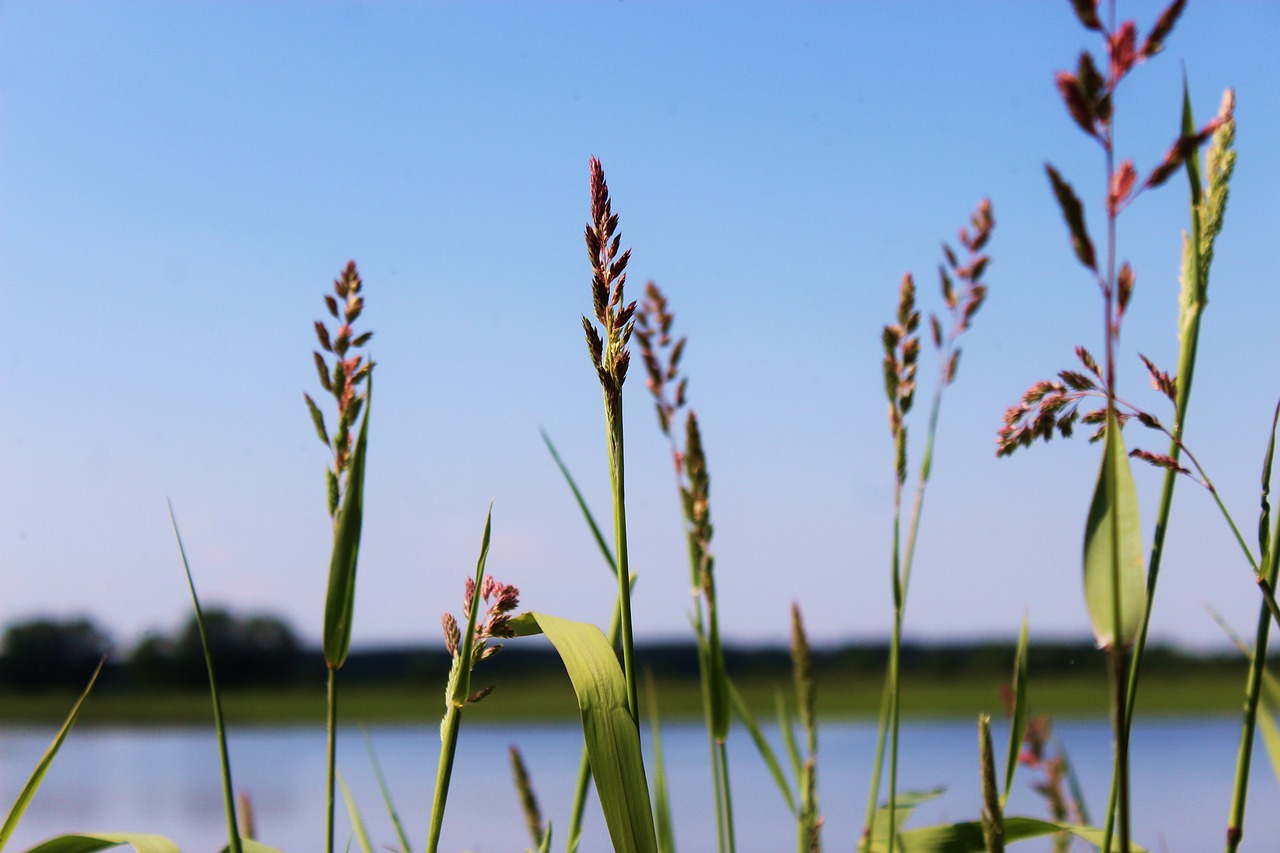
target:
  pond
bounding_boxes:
[2,718,1275,851]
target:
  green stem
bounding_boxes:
[605,395,639,721]
[427,702,463,853]
[860,388,942,853]
[718,742,736,853]
[1226,508,1280,852]
[326,665,337,853]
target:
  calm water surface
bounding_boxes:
[1,718,1276,851]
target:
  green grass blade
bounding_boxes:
[1001,615,1030,806]
[451,506,493,708]
[324,377,372,669]
[360,728,412,853]
[869,818,1146,853]
[727,680,797,815]
[774,690,802,783]
[0,659,103,850]
[168,503,242,853]
[644,671,676,853]
[1082,411,1147,650]
[532,822,553,853]
[867,786,945,846]
[540,428,618,577]
[218,842,285,853]
[510,612,657,853]
[22,835,182,853]
[337,771,374,853]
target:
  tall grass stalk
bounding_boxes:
[862,201,992,853]
[305,261,374,853]
[582,156,641,720]
[991,3,1241,848]
[635,282,734,853]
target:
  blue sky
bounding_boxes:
[2,1,1278,652]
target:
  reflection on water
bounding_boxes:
[1,718,1275,851]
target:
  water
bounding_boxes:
[1,718,1275,851]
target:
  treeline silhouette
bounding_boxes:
[0,610,1247,692]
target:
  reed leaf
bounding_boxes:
[1083,410,1146,650]
[0,660,103,851]
[360,728,412,853]
[22,836,181,853]
[217,842,283,853]
[645,671,676,853]
[867,787,945,846]
[1001,616,1030,806]
[867,818,1146,853]
[728,681,797,816]
[540,429,618,576]
[324,378,371,669]
[168,503,241,853]
[337,772,374,853]
[509,612,658,853]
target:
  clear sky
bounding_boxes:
[3,1,1278,653]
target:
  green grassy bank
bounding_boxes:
[0,671,1249,727]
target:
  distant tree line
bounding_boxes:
[0,611,1249,692]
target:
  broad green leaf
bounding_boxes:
[1001,615,1030,806]
[324,378,372,668]
[869,817,1146,852]
[509,612,658,853]
[1083,410,1147,649]
[22,835,180,853]
[337,771,374,853]
[0,660,103,851]
[728,680,797,815]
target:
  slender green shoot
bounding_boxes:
[360,728,412,853]
[337,772,374,853]
[168,503,242,853]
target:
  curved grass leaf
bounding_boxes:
[324,378,371,669]
[1,660,104,851]
[22,835,181,853]
[0,655,102,850]
[867,786,944,844]
[215,841,284,853]
[509,612,657,853]
[728,681,797,816]
[1083,411,1147,649]
[867,817,1147,852]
